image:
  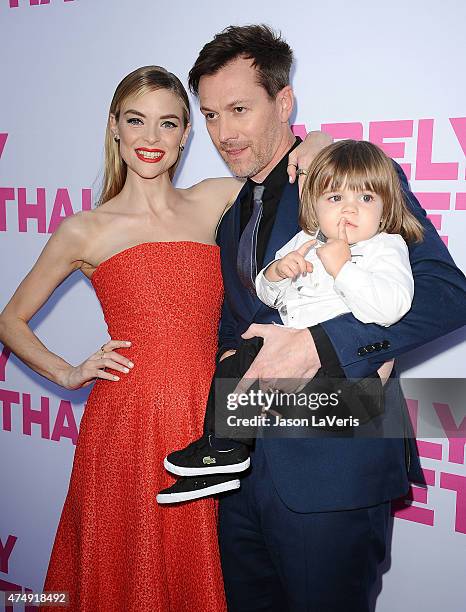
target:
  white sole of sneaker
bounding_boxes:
[156,479,241,504]
[163,456,251,476]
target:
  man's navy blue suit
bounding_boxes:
[215,160,466,611]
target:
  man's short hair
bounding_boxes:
[188,24,293,99]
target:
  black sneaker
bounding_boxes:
[156,474,241,504]
[164,435,250,476]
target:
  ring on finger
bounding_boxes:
[296,168,308,176]
[287,162,298,169]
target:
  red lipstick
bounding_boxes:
[135,148,165,163]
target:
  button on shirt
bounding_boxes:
[255,230,414,329]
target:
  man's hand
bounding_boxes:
[265,240,315,282]
[316,218,352,278]
[377,359,394,385]
[287,130,333,196]
[235,324,321,393]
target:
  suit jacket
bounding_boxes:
[216,164,466,512]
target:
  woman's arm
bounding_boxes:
[194,177,244,214]
[0,214,131,389]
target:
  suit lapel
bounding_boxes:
[248,181,301,320]
[220,183,258,314]
[263,181,301,266]
[219,180,301,323]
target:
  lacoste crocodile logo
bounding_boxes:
[202,456,217,465]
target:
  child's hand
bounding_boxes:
[265,240,315,281]
[316,218,352,278]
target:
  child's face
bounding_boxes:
[315,186,383,243]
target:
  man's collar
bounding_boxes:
[246,136,302,194]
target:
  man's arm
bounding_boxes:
[319,162,466,377]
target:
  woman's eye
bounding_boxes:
[362,194,374,203]
[162,121,177,128]
[329,195,341,202]
[127,117,143,125]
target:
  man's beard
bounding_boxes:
[220,143,270,179]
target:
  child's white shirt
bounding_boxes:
[255,231,414,329]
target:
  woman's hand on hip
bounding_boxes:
[58,339,134,389]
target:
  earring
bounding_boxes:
[113,134,120,142]
[179,144,184,151]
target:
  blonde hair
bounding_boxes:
[299,139,424,243]
[97,66,190,207]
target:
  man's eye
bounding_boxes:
[205,112,216,121]
[234,107,246,113]
[127,117,143,125]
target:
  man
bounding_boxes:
[187,25,466,611]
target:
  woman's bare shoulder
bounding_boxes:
[184,177,245,209]
[51,206,114,260]
[59,207,102,234]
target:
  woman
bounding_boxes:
[0,65,316,611]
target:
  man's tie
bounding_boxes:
[237,185,265,293]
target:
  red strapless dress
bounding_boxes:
[42,242,226,612]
